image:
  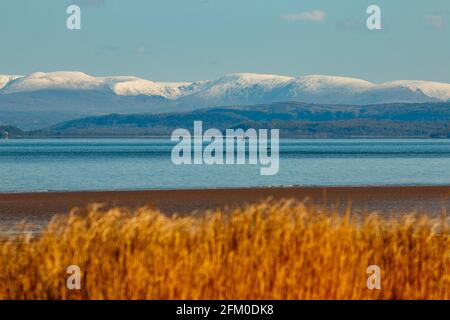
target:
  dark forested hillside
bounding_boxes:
[4,101,450,138]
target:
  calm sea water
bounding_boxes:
[1,139,450,192]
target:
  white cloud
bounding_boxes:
[282,10,326,23]
[425,14,444,29]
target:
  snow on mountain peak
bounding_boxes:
[1,72,192,99]
[380,80,450,101]
[102,76,192,99]
[209,73,293,88]
[182,73,294,104]
[294,75,374,91]
[2,71,103,93]
[0,74,23,90]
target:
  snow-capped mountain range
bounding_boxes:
[1,71,450,129]
[1,71,450,103]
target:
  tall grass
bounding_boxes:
[0,200,449,300]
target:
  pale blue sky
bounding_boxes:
[0,0,449,82]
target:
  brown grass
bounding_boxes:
[0,200,449,300]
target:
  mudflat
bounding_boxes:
[1,186,450,234]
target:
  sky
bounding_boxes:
[0,0,449,83]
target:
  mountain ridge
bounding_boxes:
[2,71,450,102]
[1,71,450,130]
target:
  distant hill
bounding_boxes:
[21,101,450,139]
[0,125,25,138]
[0,89,171,130]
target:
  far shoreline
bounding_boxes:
[3,136,450,139]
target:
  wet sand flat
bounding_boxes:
[1,186,450,234]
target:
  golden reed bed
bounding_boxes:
[0,200,449,300]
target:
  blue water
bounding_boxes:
[1,139,450,192]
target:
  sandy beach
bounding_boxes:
[1,186,450,234]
